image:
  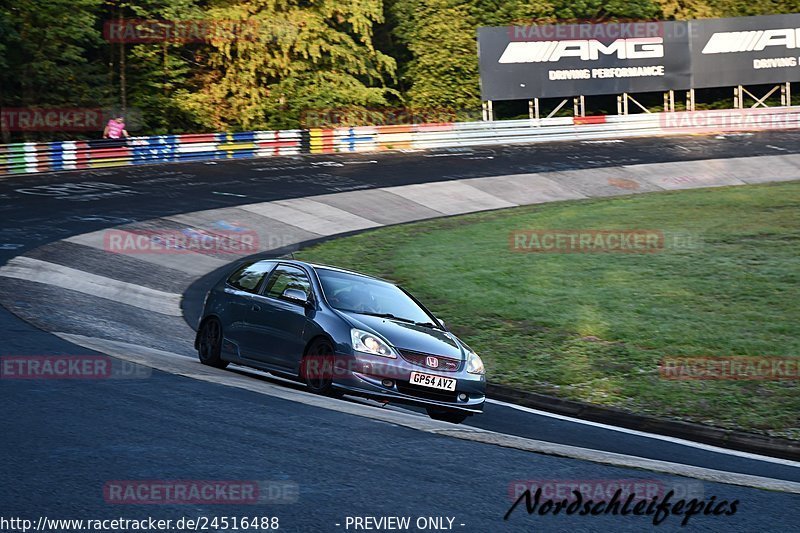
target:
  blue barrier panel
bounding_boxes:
[179,151,220,161]
[231,131,256,142]
[131,136,179,164]
[340,128,376,152]
[49,142,68,171]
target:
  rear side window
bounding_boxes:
[264,265,311,301]
[227,261,275,293]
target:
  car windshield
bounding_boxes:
[315,268,438,327]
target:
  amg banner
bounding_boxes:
[477,22,691,100]
[691,14,800,88]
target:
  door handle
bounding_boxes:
[251,304,261,312]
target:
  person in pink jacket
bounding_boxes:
[103,116,129,139]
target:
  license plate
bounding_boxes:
[409,372,457,391]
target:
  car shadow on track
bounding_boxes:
[223,363,431,418]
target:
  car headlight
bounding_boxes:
[466,350,485,375]
[351,329,397,358]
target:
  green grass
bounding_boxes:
[297,182,800,438]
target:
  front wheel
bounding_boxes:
[426,408,469,424]
[197,318,229,369]
[300,339,342,397]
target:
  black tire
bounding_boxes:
[197,318,229,369]
[300,338,341,397]
[426,409,469,424]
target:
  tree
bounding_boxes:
[0,0,106,140]
[113,0,207,134]
[389,0,480,116]
[4,0,800,139]
[176,0,397,130]
[549,0,661,21]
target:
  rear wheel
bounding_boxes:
[426,408,468,424]
[300,339,341,397]
[197,318,229,369]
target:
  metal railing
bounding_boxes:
[3,107,800,175]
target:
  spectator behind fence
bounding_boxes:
[103,116,128,139]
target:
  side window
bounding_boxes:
[227,261,275,293]
[264,265,311,301]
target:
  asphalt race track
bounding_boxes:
[2,132,800,532]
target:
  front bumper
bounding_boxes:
[331,351,486,413]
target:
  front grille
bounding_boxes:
[396,381,458,403]
[399,349,461,372]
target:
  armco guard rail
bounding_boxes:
[3,106,800,175]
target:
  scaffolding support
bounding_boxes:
[482,100,494,121]
[663,90,675,112]
[545,98,569,119]
[488,83,790,121]
[528,98,540,121]
[573,95,585,117]
[616,93,653,115]
[734,84,786,108]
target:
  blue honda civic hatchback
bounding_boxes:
[195,259,485,423]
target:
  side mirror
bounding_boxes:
[435,317,447,330]
[282,288,309,305]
